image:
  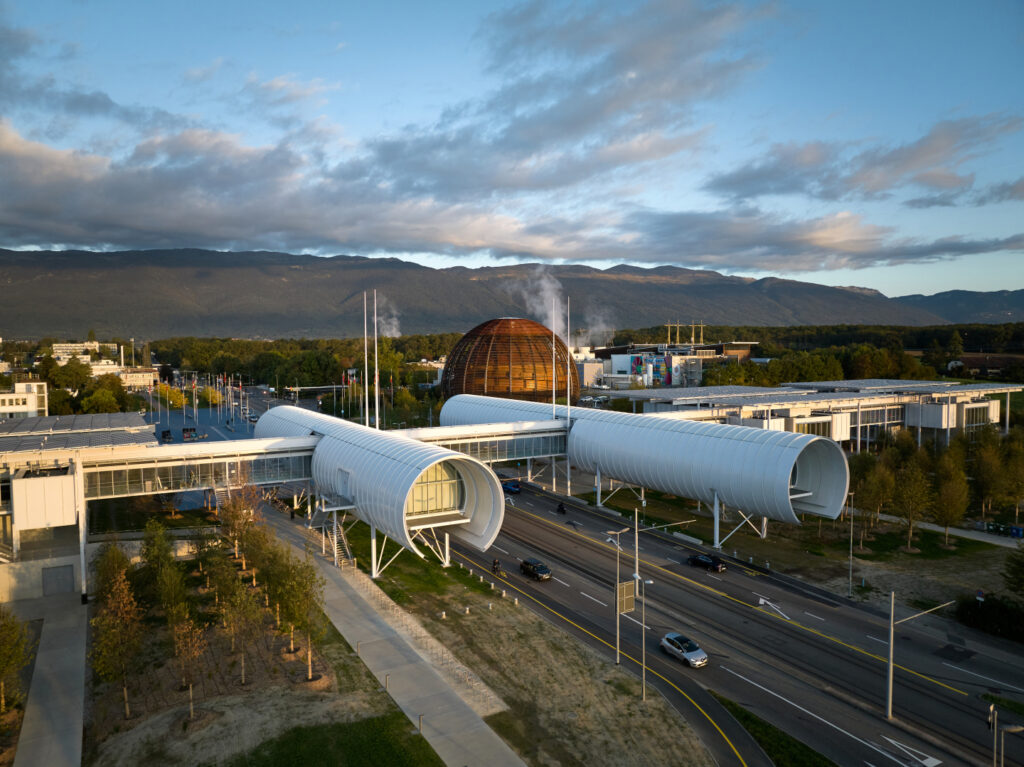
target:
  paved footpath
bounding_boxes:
[261,510,525,767]
[10,593,87,767]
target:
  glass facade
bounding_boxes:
[407,462,464,518]
[84,453,311,499]
[431,432,566,463]
[795,421,831,437]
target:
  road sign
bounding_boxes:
[616,581,635,614]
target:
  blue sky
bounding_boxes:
[1,0,1022,297]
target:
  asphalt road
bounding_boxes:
[463,487,1024,767]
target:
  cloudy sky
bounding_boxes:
[1,0,1022,296]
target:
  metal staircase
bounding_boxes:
[306,508,355,568]
[214,487,231,510]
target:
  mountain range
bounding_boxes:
[0,249,1018,340]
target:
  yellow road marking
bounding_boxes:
[510,507,968,697]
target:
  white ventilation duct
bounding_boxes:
[441,395,848,523]
[255,406,504,554]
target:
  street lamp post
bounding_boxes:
[605,527,629,665]
[1001,724,1023,767]
[848,491,855,598]
[634,574,653,701]
[887,591,954,719]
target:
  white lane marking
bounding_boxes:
[803,611,825,621]
[942,662,1024,693]
[622,613,650,630]
[553,577,571,587]
[756,597,789,620]
[492,545,509,555]
[524,500,535,507]
[867,635,888,646]
[580,592,608,607]
[880,736,942,766]
[722,667,914,766]
[707,574,722,581]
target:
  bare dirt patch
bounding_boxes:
[368,566,716,767]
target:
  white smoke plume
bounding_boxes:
[375,292,401,338]
[504,266,566,339]
[579,304,618,349]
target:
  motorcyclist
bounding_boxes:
[492,558,501,574]
[557,502,566,514]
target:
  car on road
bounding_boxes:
[501,480,521,494]
[660,632,708,668]
[687,553,726,572]
[520,557,551,581]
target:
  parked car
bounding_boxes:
[660,632,708,668]
[520,557,551,581]
[501,480,521,494]
[687,553,726,572]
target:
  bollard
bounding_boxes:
[418,714,423,733]
[513,597,518,606]
[356,641,361,656]
[464,606,471,615]
[733,549,737,558]
[440,610,446,620]
[490,582,495,590]
[479,575,484,582]
[765,560,770,569]
[749,556,753,564]
[488,602,493,611]
[385,674,390,691]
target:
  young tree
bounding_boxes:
[90,569,143,719]
[0,605,32,714]
[1003,440,1024,524]
[92,542,131,605]
[220,585,261,685]
[973,441,1005,520]
[894,462,933,552]
[933,454,969,546]
[157,562,188,623]
[172,616,207,720]
[281,556,326,680]
[857,461,895,533]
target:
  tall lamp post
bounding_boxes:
[634,574,653,701]
[848,492,855,598]
[886,591,954,719]
[1001,723,1023,767]
[605,527,629,665]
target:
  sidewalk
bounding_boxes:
[877,513,1022,549]
[10,593,88,767]
[260,510,525,767]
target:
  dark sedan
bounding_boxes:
[687,553,726,572]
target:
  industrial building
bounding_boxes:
[609,379,1021,449]
[574,340,757,389]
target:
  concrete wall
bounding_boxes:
[1,537,196,603]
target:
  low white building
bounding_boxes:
[0,381,48,422]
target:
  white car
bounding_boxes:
[660,632,708,668]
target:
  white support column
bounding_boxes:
[713,491,721,550]
[1006,392,1012,435]
[527,458,532,483]
[566,455,572,497]
[306,489,312,519]
[856,402,861,453]
[760,516,768,539]
[332,510,338,567]
[370,525,379,579]
[443,532,450,568]
[74,455,88,602]
[596,468,602,507]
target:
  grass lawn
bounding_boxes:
[213,712,443,767]
[711,692,836,767]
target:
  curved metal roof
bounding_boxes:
[255,406,504,554]
[441,395,848,522]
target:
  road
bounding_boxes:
[461,487,1024,767]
